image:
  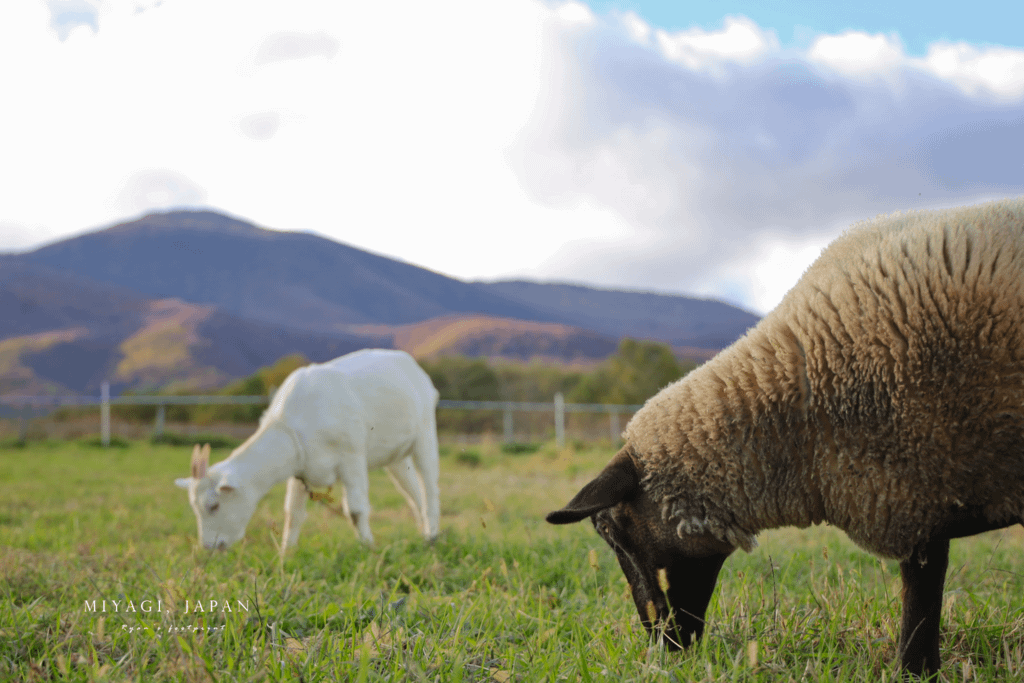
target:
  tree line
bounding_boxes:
[421,338,696,405]
[115,339,697,425]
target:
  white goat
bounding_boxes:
[174,349,440,551]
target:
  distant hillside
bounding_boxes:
[0,259,381,394]
[12,210,757,347]
[475,281,759,350]
[0,260,638,393]
[1,209,761,392]
[351,315,620,364]
[16,211,549,334]
[0,259,148,342]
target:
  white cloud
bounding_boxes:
[236,111,282,141]
[918,42,1024,100]
[807,30,1024,99]
[555,1,594,26]
[2,3,1024,316]
[512,12,1024,313]
[0,0,566,278]
[45,0,100,40]
[251,31,340,66]
[0,220,66,253]
[620,11,651,46]
[808,31,905,78]
[114,169,208,215]
[732,234,829,314]
[655,16,779,73]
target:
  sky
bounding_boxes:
[1,1,1023,315]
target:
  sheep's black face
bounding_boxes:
[547,446,734,649]
[591,504,731,648]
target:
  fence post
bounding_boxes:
[503,403,513,444]
[608,405,620,442]
[100,381,110,447]
[155,403,166,439]
[554,392,565,449]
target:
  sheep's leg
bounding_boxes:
[282,476,309,551]
[338,453,374,545]
[386,458,429,536]
[411,425,441,540]
[897,537,949,677]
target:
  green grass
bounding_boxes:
[1,439,1023,681]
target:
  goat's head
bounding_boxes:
[174,444,257,550]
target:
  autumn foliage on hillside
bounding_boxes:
[418,339,696,405]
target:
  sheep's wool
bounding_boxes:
[628,198,1024,559]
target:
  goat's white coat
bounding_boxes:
[175,349,441,550]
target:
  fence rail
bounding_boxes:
[0,387,642,448]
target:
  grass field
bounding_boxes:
[1,439,1023,682]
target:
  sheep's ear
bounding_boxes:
[174,477,193,490]
[190,444,209,479]
[546,447,639,524]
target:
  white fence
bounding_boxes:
[0,383,642,448]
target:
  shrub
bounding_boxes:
[151,433,242,449]
[500,442,541,455]
[79,435,132,448]
[455,449,482,467]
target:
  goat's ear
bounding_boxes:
[190,444,209,479]
[546,447,640,524]
[174,477,193,490]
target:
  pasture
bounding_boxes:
[2,438,1023,682]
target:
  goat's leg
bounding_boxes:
[282,476,309,551]
[338,452,374,545]
[386,458,429,536]
[411,425,440,540]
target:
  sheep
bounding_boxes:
[547,198,1024,677]
[175,349,440,552]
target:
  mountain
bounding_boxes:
[16,211,550,335]
[476,281,759,350]
[0,263,635,393]
[0,259,381,394]
[14,210,758,344]
[1,209,761,393]
[351,314,621,364]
